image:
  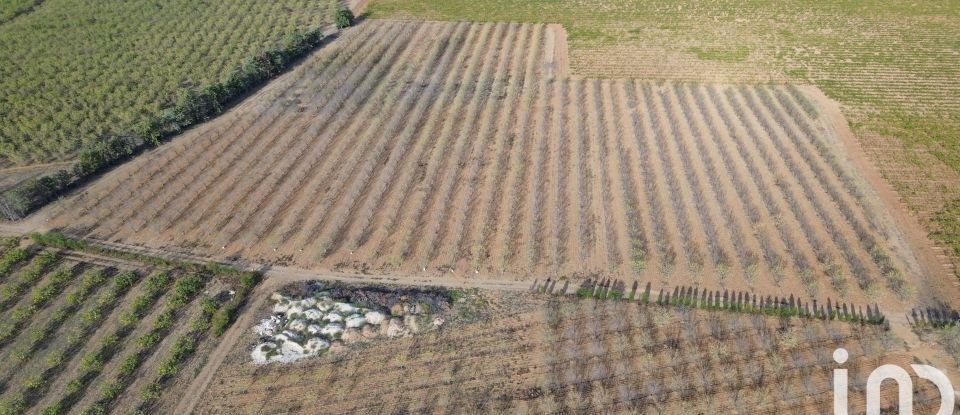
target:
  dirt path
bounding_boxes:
[546,24,569,79]
[0,161,72,174]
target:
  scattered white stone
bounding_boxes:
[404,315,420,333]
[279,340,306,362]
[364,311,386,325]
[345,315,366,328]
[253,315,284,336]
[304,309,324,321]
[255,293,444,364]
[305,338,330,351]
[321,324,343,336]
[281,330,302,342]
[285,305,305,319]
[387,319,408,338]
[281,340,304,354]
[251,343,277,364]
[288,319,307,332]
[335,302,358,314]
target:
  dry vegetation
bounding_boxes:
[197,289,941,414]
[0,238,249,415]
[48,20,934,310]
[368,0,960,289]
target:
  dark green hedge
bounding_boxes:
[1,29,326,220]
[336,8,355,29]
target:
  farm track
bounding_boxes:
[45,19,957,312]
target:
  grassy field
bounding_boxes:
[0,0,36,24]
[0,0,337,166]
[366,0,960,277]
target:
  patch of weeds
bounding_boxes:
[931,199,960,278]
[447,288,471,304]
[687,46,750,63]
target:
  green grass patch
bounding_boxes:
[687,46,750,63]
[932,199,960,274]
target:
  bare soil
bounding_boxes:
[43,19,959,317]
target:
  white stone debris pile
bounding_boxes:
[251,292,443,364]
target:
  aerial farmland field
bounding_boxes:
[46,20,953,313]
[1,0,960,413]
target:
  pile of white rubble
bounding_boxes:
[251,291,442,364]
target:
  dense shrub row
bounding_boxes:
[1,25,331,219]
[31,232,262,335]
[133,297,222,413]
[5,270,107,368]
[0,251,58,311]
[21,233,262,413]
[558,277,886,326]
[212,271,260,336]
[78,274,205,415]
[0,270,139,414]
[0,266,77,347]
[0,248,29,279]
[0,237,19,255]
[40,272,168,415]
